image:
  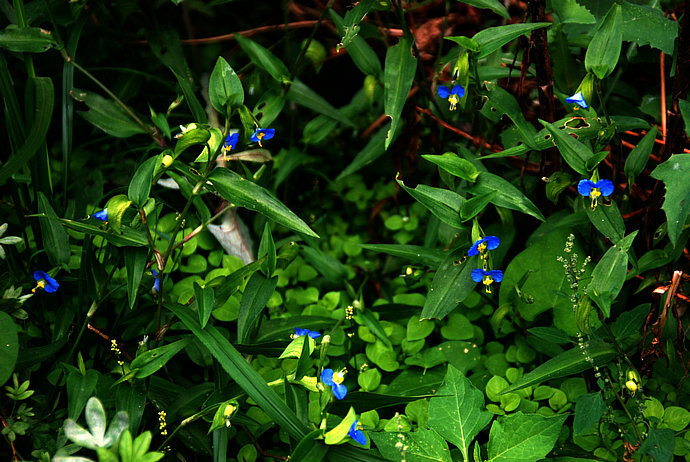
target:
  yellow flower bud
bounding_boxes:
[162,154,173,167]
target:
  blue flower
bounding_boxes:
[223,132,239,152]
[321,368,347,400]
[152,269,160,293]
[468,236,500,257]
[293,328,321,339]
[33,271,59,294]
[93,209,108,222]
[471,269,503,294]
[565,91,588,109]
[250,128,275,147]
[349,420,367,445]
[437,84,465,111]
[578,179,614,209]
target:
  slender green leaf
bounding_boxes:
[37,192,70,266]
[650,155,690,246]
[174,127,211,156]
[359,244,447,268]
[421,248,476,320]
[128,155,161,207]
[130,338,191,379]
[588,231,637,317]
[481,84,538,148]
[339,0,375,47]
[194,282,215,329]
[461,191,497,222]
[212,260,263,309]
[585,200,624,243]
[67,369,99,420]
[422,153,479,183]
[58,219,148,247]
[258,223,276,277]
[208,168,318,238]
[0,26,57,52]
[124,247,148,309]
[324,407,357,445]
[487,412,567,462]
[287,79,354,127]
[209,56,244,112]
[624,126,657,185]
[337,123,398,180]
[584,4,622,79]
[457,0,509,19]
[397,174,466,229]
[540,119,593,175]
[330,11,382,77]
[235,34,290,84]
[0,312,18,386]
[291,430,329,462]
[300,245,348,283]
[469,172,545,221]
[71,88,147,138]
[473,23,550,59]
[444,36,480,52]
[384,36,416,149]
[237,273,278,344]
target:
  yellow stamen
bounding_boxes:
[32,280,45,293]
[448,94,459,111]
[333,368,347,384]
[477,242,487,253]
[482,276,494,294]
[256,132,265,147]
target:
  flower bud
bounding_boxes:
[162,154,173,168]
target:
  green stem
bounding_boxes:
[289,0,335,81]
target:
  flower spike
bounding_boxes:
[93,209,108,222]
[565,91,588,109]
[251,128,275,147]
[578,179,614,209]
[471,269,503,294]
[468,236,500,258]
[321,368,347,400]
[349,420,367,445]
[437,85,465,111]
[33,271,59,294]
[293,328,321,339]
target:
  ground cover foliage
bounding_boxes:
[1,0,690,460]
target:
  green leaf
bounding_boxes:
[67,369,99,420]
[481,84,537,148]
[130,338,191,379]
[487,412,567,462]
[461,191,497,222]
[337,123,398,180]
[585,200,624,243]
[428,366,492,461]
[501,341,617,394]
[287,79,354,127]
[540,120,593,175]
[212,260,263,309]
[237,273,278,344]
[324,407,357,445]
[165,303,309,439]
[209,56,244,112]
[329,11,382,78]
[0,312,18,386]
[235,34,290,84]
[279,335,315,360]
[650,155,690,246]
[573,392,605,435]
[587,231,638,317]
[355,311,392,348]
[551,0,595,24]
[620,2,678,55]
[359,244,447,268]
[421,248,476,320]
[422,153,479,183]
[456,0,509,19]
[0,77,54,185]
[128,155,161,207]
[469,172,545,221]
[291,430,330,462]
[208,168,318,238]
[545,172,574,203]
[124,247,148,309]
[0,26,57,52]
[641,428,674,462]
[444,36,480,53]
[104,194,132,235]
[174,127,211,156]
[680,99,690,136]
[194,282,215,329]
[384,36,417,149]
[625,127,657,186]
[59,218,148,247]
[371,429,452,462]
[584,4,622,79]
[473,23,551,59]
[396,174,466,229]
[258,223,276,277]
[339,0,375,47]
[300,245,349,283]
[72,88,147,138]
[37,192,70,266]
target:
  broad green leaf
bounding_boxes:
[329,11,382,77]
[128,155,161,207]
[585,200,624,243]
[235,34,290,84]
[487,412,567,462]
[359,244,447,268]
[0,312,18,386]
[641,428,674,462]
[469,172,545,221]
[587,231,638,317]
[384,36,416,149]
[573,392,605,435]
[67,369,99,420]
[72,89,147,138]
[59,218,148,247]
[124,247,148,309]
[422,153,479,183]
[396,174,466,229]
[540,120,593,175]
[0,77,54,185]
[625,126,657,186]
[428,366,492,461]
[279,335,315,360]
[473,23,550,59]
[456,0,509,19]
[0,26,57,52]
[501,341,617,394]
[481,84,537,148]
[324,407,357,445]
[371,429,452,462]
[551,0,595,24]
[421,248,476,320]
[339,0,375,47]
[461,191,497,222]
[620,2,678,55]
[165,303,309,439]
[584,4,622,79]
[287,79,354,127]
[174,127,211,156]
[130,338,191,379]
[37,192,70,266]
[194,282,215,329]
[104,194,132,235]
[208,168,318,238]
[650,155,690,246]
[237,273,278,344]
[612,303,649,340]
[209,56,244,112]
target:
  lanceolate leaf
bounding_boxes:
[37,192,70,266]
[209,56,244,112]
[469,172,545,221]
[457,0,509,19]
[72,89,147,138]
[124,247,148,309]
[421,248,476,320]
[585,3,622,79]
[422,153,479,183]
[540,120,593,175]
[128,154,161,207]
[585,199,625,243]
[0,26,57,52]
[0,312,19,387]
[130,338,191,379]
[624,126,657,185]
[587,231,638,317]
[235,34,290,84]
[286,79,354,127]
[384,36,416,149]
[650,155,690,246]
[237,273,278,344]
[359,244,447,268]
[397,174,466,229]
[473,22,550,59]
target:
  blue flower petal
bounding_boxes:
[577,179,595,197]
[349,421,367,445]
[308,330,321,339]
[437,86,451,98]
[93,209,108,222]
[565,91,588,109]
[451,85,465,98]
[471,268,486,283]
[223,132,239,151]
[484,236,500,250]
[33,271,59,293]
[489,270,504,283]
[262,128,275,140]
[295,328,309,337]
[152,269,160,293]
[468,240,482,256]
[595,179,614,197]
[321,368,335,386]
[332,382,348,400]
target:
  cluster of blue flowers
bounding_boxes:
[468,236,503,294]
